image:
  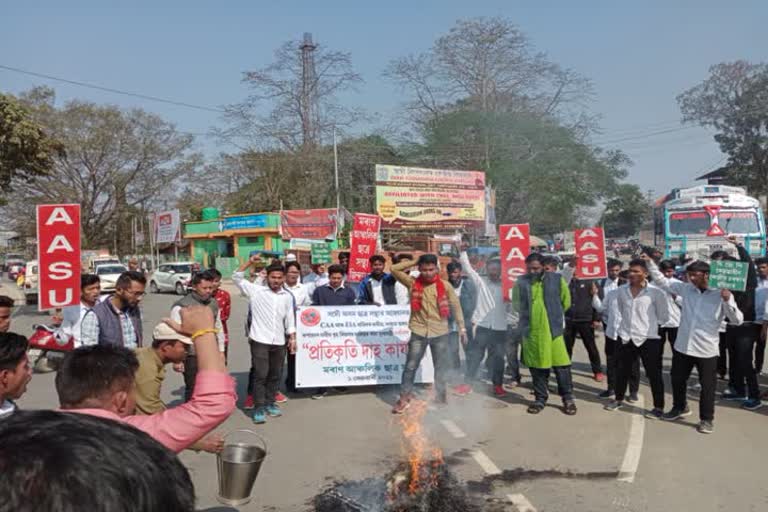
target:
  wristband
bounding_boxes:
[190,328,220,341]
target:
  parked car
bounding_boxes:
[96,264,129,293]
[90,256,121,272]
[149,262,194,295]
[22,260,39,305]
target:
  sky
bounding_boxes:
[2,1,766,200]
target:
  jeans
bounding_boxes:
[671,349,717,422]
[400,333,453,400]
[564,321,602,374]
[506,327,522,383]
[616,339,664,409]
[727,323,761,400]
[605,336,639,394]
[447,332,463,385]
[182,354,198,402]
[249,340,286,409]
[659,327,678,355]
[530,366,574,405]
[465,327,507,386]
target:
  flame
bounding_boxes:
[393,398,444,497]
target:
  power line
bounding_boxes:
[0,63,227,113]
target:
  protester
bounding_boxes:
[542,255,560,274]
[210,268,232,362]
[234,256,296,423]
[645,256,743,434]
[512,253,576,415]
[56,305,236,451]
[446,260,477,396]
[357,255,398,305]
[0,410,196,512]
[80,271,146,348]
[392,253,415,306]
[655,260,683,355]
[283,260,312,395]
[0,333,31,421]
[0,295,13,333]
[304,263,329,287]
[171,270,226,402]
[134,322,224,453]
[128,256,140,272]
[459,252,510,397]
[391,254,466,413]
[55,274,101,348]
[338,251,351,276]
[603,259,669,419]
[564,270,604,382]
[756,257,768,377]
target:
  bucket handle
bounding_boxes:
[222,429,268,455]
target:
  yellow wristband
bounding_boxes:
[190,328,220,341]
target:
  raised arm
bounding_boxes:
[232,254,262,296]
[731,237,758,290]
[391,259,415,288]
[644,255,685,295]
[459,252,483,288]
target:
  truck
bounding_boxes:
[653,185,766,260]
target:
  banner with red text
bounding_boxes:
[295,305,433,387]
[36,204,81,310]
[500,224,530,301]
[280,209,339,240]
[347,213,381,282]
[574,227,608,279]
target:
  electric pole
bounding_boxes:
[300,32,317,149]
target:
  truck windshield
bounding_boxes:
[668,210,760,236]
[720,211,760,234]
[668,211,710,235]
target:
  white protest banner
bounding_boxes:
[154,210,180,244]
[295,305,434,388]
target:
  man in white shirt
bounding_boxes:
[55,274,102,348]
[282,261,312,395]
[654,260,683,355]
[0,332,31,421]
[755,257,768,375]
[603,259,669,418]
[233,257,296,425]
[646,256,743,434]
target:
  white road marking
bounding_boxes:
[471,449,502,475]
[617,394,645,483]
[440,419,467,439]
[508,493,538,512]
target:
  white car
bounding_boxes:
[149,262,194,295]
[23,260,39,305]
[96,264,129,293]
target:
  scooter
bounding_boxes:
[28,324,75,373]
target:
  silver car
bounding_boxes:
[149,262,194,295]
[96,264,129,293]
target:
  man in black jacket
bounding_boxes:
[357,255,398,305]
[564,276,604,382]
[446,261,477,396]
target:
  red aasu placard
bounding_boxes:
[347,213,381,282]
[574,227,607,280]
[500,224,530,301]
[36,204,81,310]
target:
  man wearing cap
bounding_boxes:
[133,322,224,453]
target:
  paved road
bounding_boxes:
[8,278,768,512]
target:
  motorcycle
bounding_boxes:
[28,324,75,373]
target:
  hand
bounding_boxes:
[459,329,468,346]
[639,253,652,262]
[725,235,739,246]
[163,305,215,336]
[172,362,185,373]
[287,337,297,355]
[197,433,225,454]
[249,253,261,265]
[592,321,601,330]
[720,289,732,301]
[590,283,599,296]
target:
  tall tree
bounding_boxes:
[678,61,768,199]
[600,183,650,238]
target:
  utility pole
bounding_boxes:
[334,127,341,233]
[300,32,317,149]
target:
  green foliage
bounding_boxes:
[600,183,650,238]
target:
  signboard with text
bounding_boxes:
[347,213,381,282]
[295,305,434,387]
[222,214,270,231]
[154,210,180,244]
[709,260,749,291]
[280,209,339,240]
[311,242,332,264]
[499,224,530,301]
[36,204,81,310]
[574,227,608,280]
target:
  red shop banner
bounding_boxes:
[574,227,607,280]
[499,224,530,301]
[36,204,81,310]
[280,209,339,240]
[347,214,381,282]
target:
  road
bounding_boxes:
[7,278,768,512]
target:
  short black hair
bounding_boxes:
[208,268,222,280]
[756,257,768,266]
[607,258,622,269]
[266,263,285,275]
[618,269,630,279]
[629,258,648,271]
[0,410,195,512]
[190,269,216,286]
[417,254,438,267]
[56,345,139,409]
[710,250,730,261]
[541,255,557,267]
[81,273,100,290]
[687,260,711,274]
[658,259,676,272]
[116,271,147,290]
[327,264,346,277]
[338,252,350,261]
[525,253,544,264]
[446,261,462,273]
[369,254,386,265]
[0,295,14,308]
[0,333,29,371]
[284,261,302,273]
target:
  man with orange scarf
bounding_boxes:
[391,254,466,413]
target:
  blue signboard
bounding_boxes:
[222,214,269,231]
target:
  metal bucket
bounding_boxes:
[216,430,268,506]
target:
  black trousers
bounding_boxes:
[249,340,286,409]
[605,336,639,394]
[717,331,728,378]
[671,349,717,422]
[466,327,507,386]
[564,321,602,374]
[756,335,766,374]
[182,353,199,402]
[401,333,452,400]
[616,339,664,409]
[727,324,761,400]
[659,327,678,355]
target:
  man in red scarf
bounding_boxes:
[391,254,466,413]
